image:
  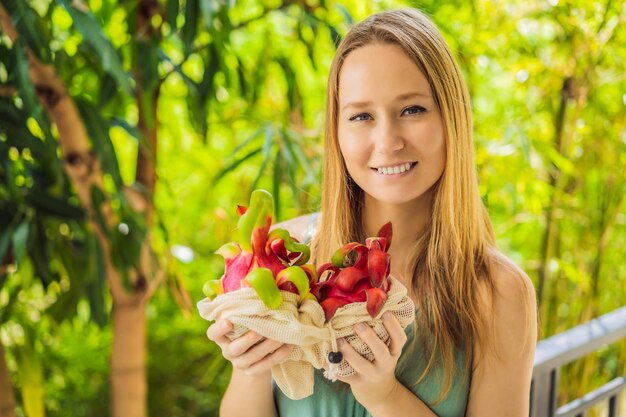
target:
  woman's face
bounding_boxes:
[337,42,446,208]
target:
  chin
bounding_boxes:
[364,190,427,207]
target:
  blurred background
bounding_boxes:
[0,0,624,416]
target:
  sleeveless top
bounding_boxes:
[272,213,471,416]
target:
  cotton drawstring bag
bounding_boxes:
[197,276,415,400]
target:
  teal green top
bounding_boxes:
[273,319,471,417]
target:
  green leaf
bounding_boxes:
[231,127,264,156]
[11,221,29,265]
[136,38,160,92]
[279,129,301,201]
[109,116,150,150]
[58,0,132,95]
[15,337,45,417]
[250,126,275,191]
[99,73,117,107]
[13,39,42,119]
[272,150,282,221]
[90,185,110,237]
[24,191,85,220]
[3,0,52,62]
[0,227,12,267]
[277,58,298,109]
[182,0,199,53]
[29,217,55,286]
[328,24,342,47]
[199,0,213,29]
[166,0,180,30]
[334,3,354,24]
[77,99,123,189]
[86,232,107,327]
[214,147,262,183]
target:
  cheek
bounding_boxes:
[338,130,366,165]
[415,124,445,157]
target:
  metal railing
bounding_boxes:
[531,305,626,417]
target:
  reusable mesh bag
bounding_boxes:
[197,276,415,400]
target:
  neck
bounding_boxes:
[363,192,431,259]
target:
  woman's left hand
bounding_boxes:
[332,311,408,410]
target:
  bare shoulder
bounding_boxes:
[465,249,538,415]
[487,249,536,309]
[271,213,319,242]
[476,248,538,358]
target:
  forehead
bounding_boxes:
[338,42,431,104]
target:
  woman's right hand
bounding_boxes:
[207,319,293,377]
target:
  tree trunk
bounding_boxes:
[111,303,146,417]
[0,340,16,417]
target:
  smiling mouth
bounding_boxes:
[371,162,417,175]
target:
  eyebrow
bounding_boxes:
[340,92,431,112]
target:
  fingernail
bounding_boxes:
[338,338,346,347]
[383,312,392,320]
[221,320,230,330]
[356,322,368,332]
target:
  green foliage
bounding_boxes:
[0,0,625,416]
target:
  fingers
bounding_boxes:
[206,319,292,376]
[339,313,407,378]
[227,332,283,367]
[243,344,294,376]
[338,338,371,374]
[354,321,389,360]
[382,312,408,357]
[206,319,233,344]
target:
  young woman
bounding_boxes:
[207,8,537,417]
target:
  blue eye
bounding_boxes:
[349,113,372,121]
[403,106,426,115]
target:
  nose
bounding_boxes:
[373,119,404,154]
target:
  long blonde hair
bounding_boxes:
[313,8,497,400]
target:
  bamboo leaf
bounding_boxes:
[15,340,45,417]
[231,127,264,156]
[77,99,123,188]
[24,190,85,220]
[166,0,179,30]
[272,149,282,221]
[11,220,29,265]
[99,73,117,107]
[280,129,300,203]
[90,185,110,237]
[182,0,199,53]
[199,0,213,29]
[334,3,354,24]
[0,227,12,267]
[3,0,51,62]
[29,217,55,286]
[249,126,275,191]
[136,38,160,92]
[213,147,262,183]
[13,39,42,119]
[86,232,107,326]
[58,0,132,95]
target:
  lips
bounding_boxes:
[371,162,417,175]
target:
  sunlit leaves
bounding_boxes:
[58,0,132,95]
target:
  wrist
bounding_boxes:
[231,368,272,385]
[360,378,402,414]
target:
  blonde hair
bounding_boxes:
[313,8,497,401]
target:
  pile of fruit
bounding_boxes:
[203,189,394,322]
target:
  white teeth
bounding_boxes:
[377,162,413,175]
